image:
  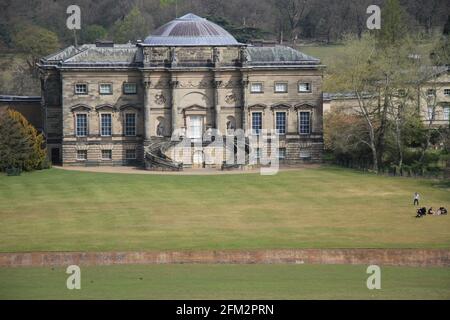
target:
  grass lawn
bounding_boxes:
[0,264,449,299]
[0,166,449,252]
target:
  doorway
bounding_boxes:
[188,115,203,142]
[51,148,61,165]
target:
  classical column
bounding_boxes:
[142,78,152,141]
[241,75,249,132]
[170,75,179,134]
[213,78,222,132]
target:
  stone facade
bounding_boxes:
[38,14,325,168]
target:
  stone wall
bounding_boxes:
[1,249,449,267]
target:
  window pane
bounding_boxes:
[252,112,262,134]
[251,83,263,93]
[125,113,136,136]
[299,83,311,92]
[75,84,87,94]
[444,89,450,96]
[275,83,287,93]
[276,112,286,134]
[126,149,136,159]
[99,84,112,94]
[102,150,112,160]
[76,114,87,136]
[444,107,450,121]
[299,112,310,134]
[101,114,112,136]
[123,83,137,94]
[77,150,87,160]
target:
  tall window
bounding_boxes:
[101,114,112,136]
[252,112,262,134]
[123,83,137,94]
[250,82,263,93]
[277,148,286,160]
[75,84,87,95]
[99,83,112,95]
[299,112,310,134]
[76,114,88,137]
[124,113,136,136]
[274,82,288,93]
[427,107,434,120]
[276,112,286,134]
[298,82,311,93]
[444,106,450,121]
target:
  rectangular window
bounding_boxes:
[123,83,137,94]
[299,112,311,134]
[124,113,136,136]
[274,82,288,93]
[444,106,450,121]
[252,112,262,135]
[444,89,450,96]
[298,82,311,93]
[76,150,87,160]
[125,149,137,160]
[427,107,434,120]
[277,148,286,160]
[102,149,112,160]
[427,89,436,96]
[99,83,112,95]
[276,112,286,135]
[100,114,112,136]
[250,82,263,93]
[75,84,88,95]
[76,114,88,137]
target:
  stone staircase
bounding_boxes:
[221,136,251,170]
[144,139,183,171]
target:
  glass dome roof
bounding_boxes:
[143,13,240,46]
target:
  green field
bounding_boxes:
[0,166,449,252]
[1,264,449,299]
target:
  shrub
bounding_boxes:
[0,109,49,173]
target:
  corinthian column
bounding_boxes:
[241,75,249,132]
[143,78,152,141]
[214,78,222,132]
[170,75,179,134]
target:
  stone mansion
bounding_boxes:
[38,14,324,169]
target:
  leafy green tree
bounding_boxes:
[376,0,409,47]
[113,6,151,43]
[12,25,59,74]
[82,25,109,44]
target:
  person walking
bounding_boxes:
[413,192,420,206]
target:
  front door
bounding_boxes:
[188,115,203,142]
[51,148,61,165]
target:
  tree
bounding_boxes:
[0,110,32,172]
[0,109,49,173]
[328,34,381,172]
[82,25,109,44]
[12,25,59,76]
[376,0,409,48]
[113,6,153,43]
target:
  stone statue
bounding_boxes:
[156,120,165,136]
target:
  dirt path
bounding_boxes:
[1,249,449,267]
[55,165,321,175]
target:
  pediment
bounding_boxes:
[70,104,91,112]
